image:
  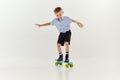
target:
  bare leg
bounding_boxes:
[65,42,69,62]
[65,42,69,52]
[57,43,63,61]
[57,43,62,54]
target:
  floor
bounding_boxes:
[0,52,120,80]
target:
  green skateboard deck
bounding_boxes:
[55,59,74,68]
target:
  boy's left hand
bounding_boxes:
[77,22,83,28]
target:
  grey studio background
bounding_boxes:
[0,0,120,80]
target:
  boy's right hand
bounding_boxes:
[35,24,41,27]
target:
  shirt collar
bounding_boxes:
[57,16,64,21]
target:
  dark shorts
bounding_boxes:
[57,30,71,46]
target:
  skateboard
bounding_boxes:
[64,61,74,68]
[55,59,63,66]
[55,59,74,68]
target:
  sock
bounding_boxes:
[65,52,69,59]
[59,53,62,55]
[66,51,69,54]
[59,53,63,60]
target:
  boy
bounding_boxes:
[35,7,83,62]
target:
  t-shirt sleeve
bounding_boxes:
[66,16,72,24]
[50,19,55,26]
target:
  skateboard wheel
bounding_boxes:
[59,63,62,65]
[55,62,62,66]
[55,62,58,66]
[65,64,69,68]
[70,64,73,68]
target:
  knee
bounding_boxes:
[65,42,69,46]
[57,43,61,47]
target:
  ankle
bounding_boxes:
[66,51,69,54]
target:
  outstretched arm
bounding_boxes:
[35,22,51,27]
[72,19,83,28]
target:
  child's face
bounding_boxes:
[55,10,64,19]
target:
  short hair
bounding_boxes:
[54,7,62,13]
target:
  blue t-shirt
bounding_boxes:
[51,16,72,33]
